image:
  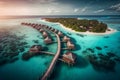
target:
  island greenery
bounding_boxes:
[44,18,108,33]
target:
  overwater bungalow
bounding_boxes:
[58,31,63,37]
[37,26,41,30]
[51,28,55,32]
[39,29,44,33]
[27,23,31,26]
[34,24,38,28]
[31,24,35,27]
[46,26,49,29]
[62,52,76,65]
[49,27,52,30]
[67,41,75,50]
[50,27,54,31]
[54,29,58,33]
[24,23,28,25]
[63,36,70,42]
[21,22,25,25]
[29,45,42,53]
[35,25,41,30]
[44,37,52,44]
[43,25,48,28]
[38,24,42,26]
[34,25,37,29]
[42,31,48,38]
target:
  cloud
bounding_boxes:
[74,8,79,12]
[94,9,104,13]
[110,3,120,9]
[81,7,87,12]
[110,3,120,11]
[74,7,87,13]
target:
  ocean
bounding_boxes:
[0,15,120,80]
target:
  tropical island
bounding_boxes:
[44,18,116,34]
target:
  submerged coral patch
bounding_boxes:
[0,29,28,66]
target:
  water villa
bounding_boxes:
[67,41,75,50]
[39,29,44,33]
[58,31,63,37]
[45,26,49,29]
[29,45,42,53]
[42,31,48,38]
[63,36,70,42]
[50,28,54,31]
[31,23,36,28]
[62,52,76,65]
[54,29,58,33]
[35,25,40,30]
[44,37,52,44]
[49,27,52,30]
[21,22,24,25]
[51,28,55,31]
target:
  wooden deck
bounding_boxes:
[39,51,55,56]
[41,33,61,80]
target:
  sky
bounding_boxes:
[0,0,120,15]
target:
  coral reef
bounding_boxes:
[0,30,27,66]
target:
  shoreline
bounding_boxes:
[41,19,117,35]
[59,23,117,35]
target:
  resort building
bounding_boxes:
[51,28,55,32]
[79,26,83,28]
[44,37,52,44]
[54,29,58,33]
[31,23,35,28]
[21,22,25,25]
[39,29,44,33]
[37,26,42,30]
[35,25,39,29]
[23,23,26,25]
[29,45,42,53]
[50,27,54,31]
[26,23,31,26]
[58,31,63,37]
[42,31,48,38]
[67,41,75,50]
[62,52,76,65]
[46,26,49,29]
[49,27,52,30]
[38,24,42,26]
[88,26,93,31]
[63,36,70,42]
[37,26,41,30]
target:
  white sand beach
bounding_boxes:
[59,23,117,35]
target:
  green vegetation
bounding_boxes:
[44,18,108,33]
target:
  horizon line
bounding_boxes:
[0,14,120,16]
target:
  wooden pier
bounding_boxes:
[39,51,55,56]
[41,33,61,80]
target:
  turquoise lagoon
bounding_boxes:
[0,16,120,80]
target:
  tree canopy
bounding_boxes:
[44,18,108,33]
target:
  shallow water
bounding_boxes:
[0,16,120,80]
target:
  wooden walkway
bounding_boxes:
[39,51,55,56]
[41,33,61,80]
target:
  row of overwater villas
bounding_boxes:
[21,22,76,65]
